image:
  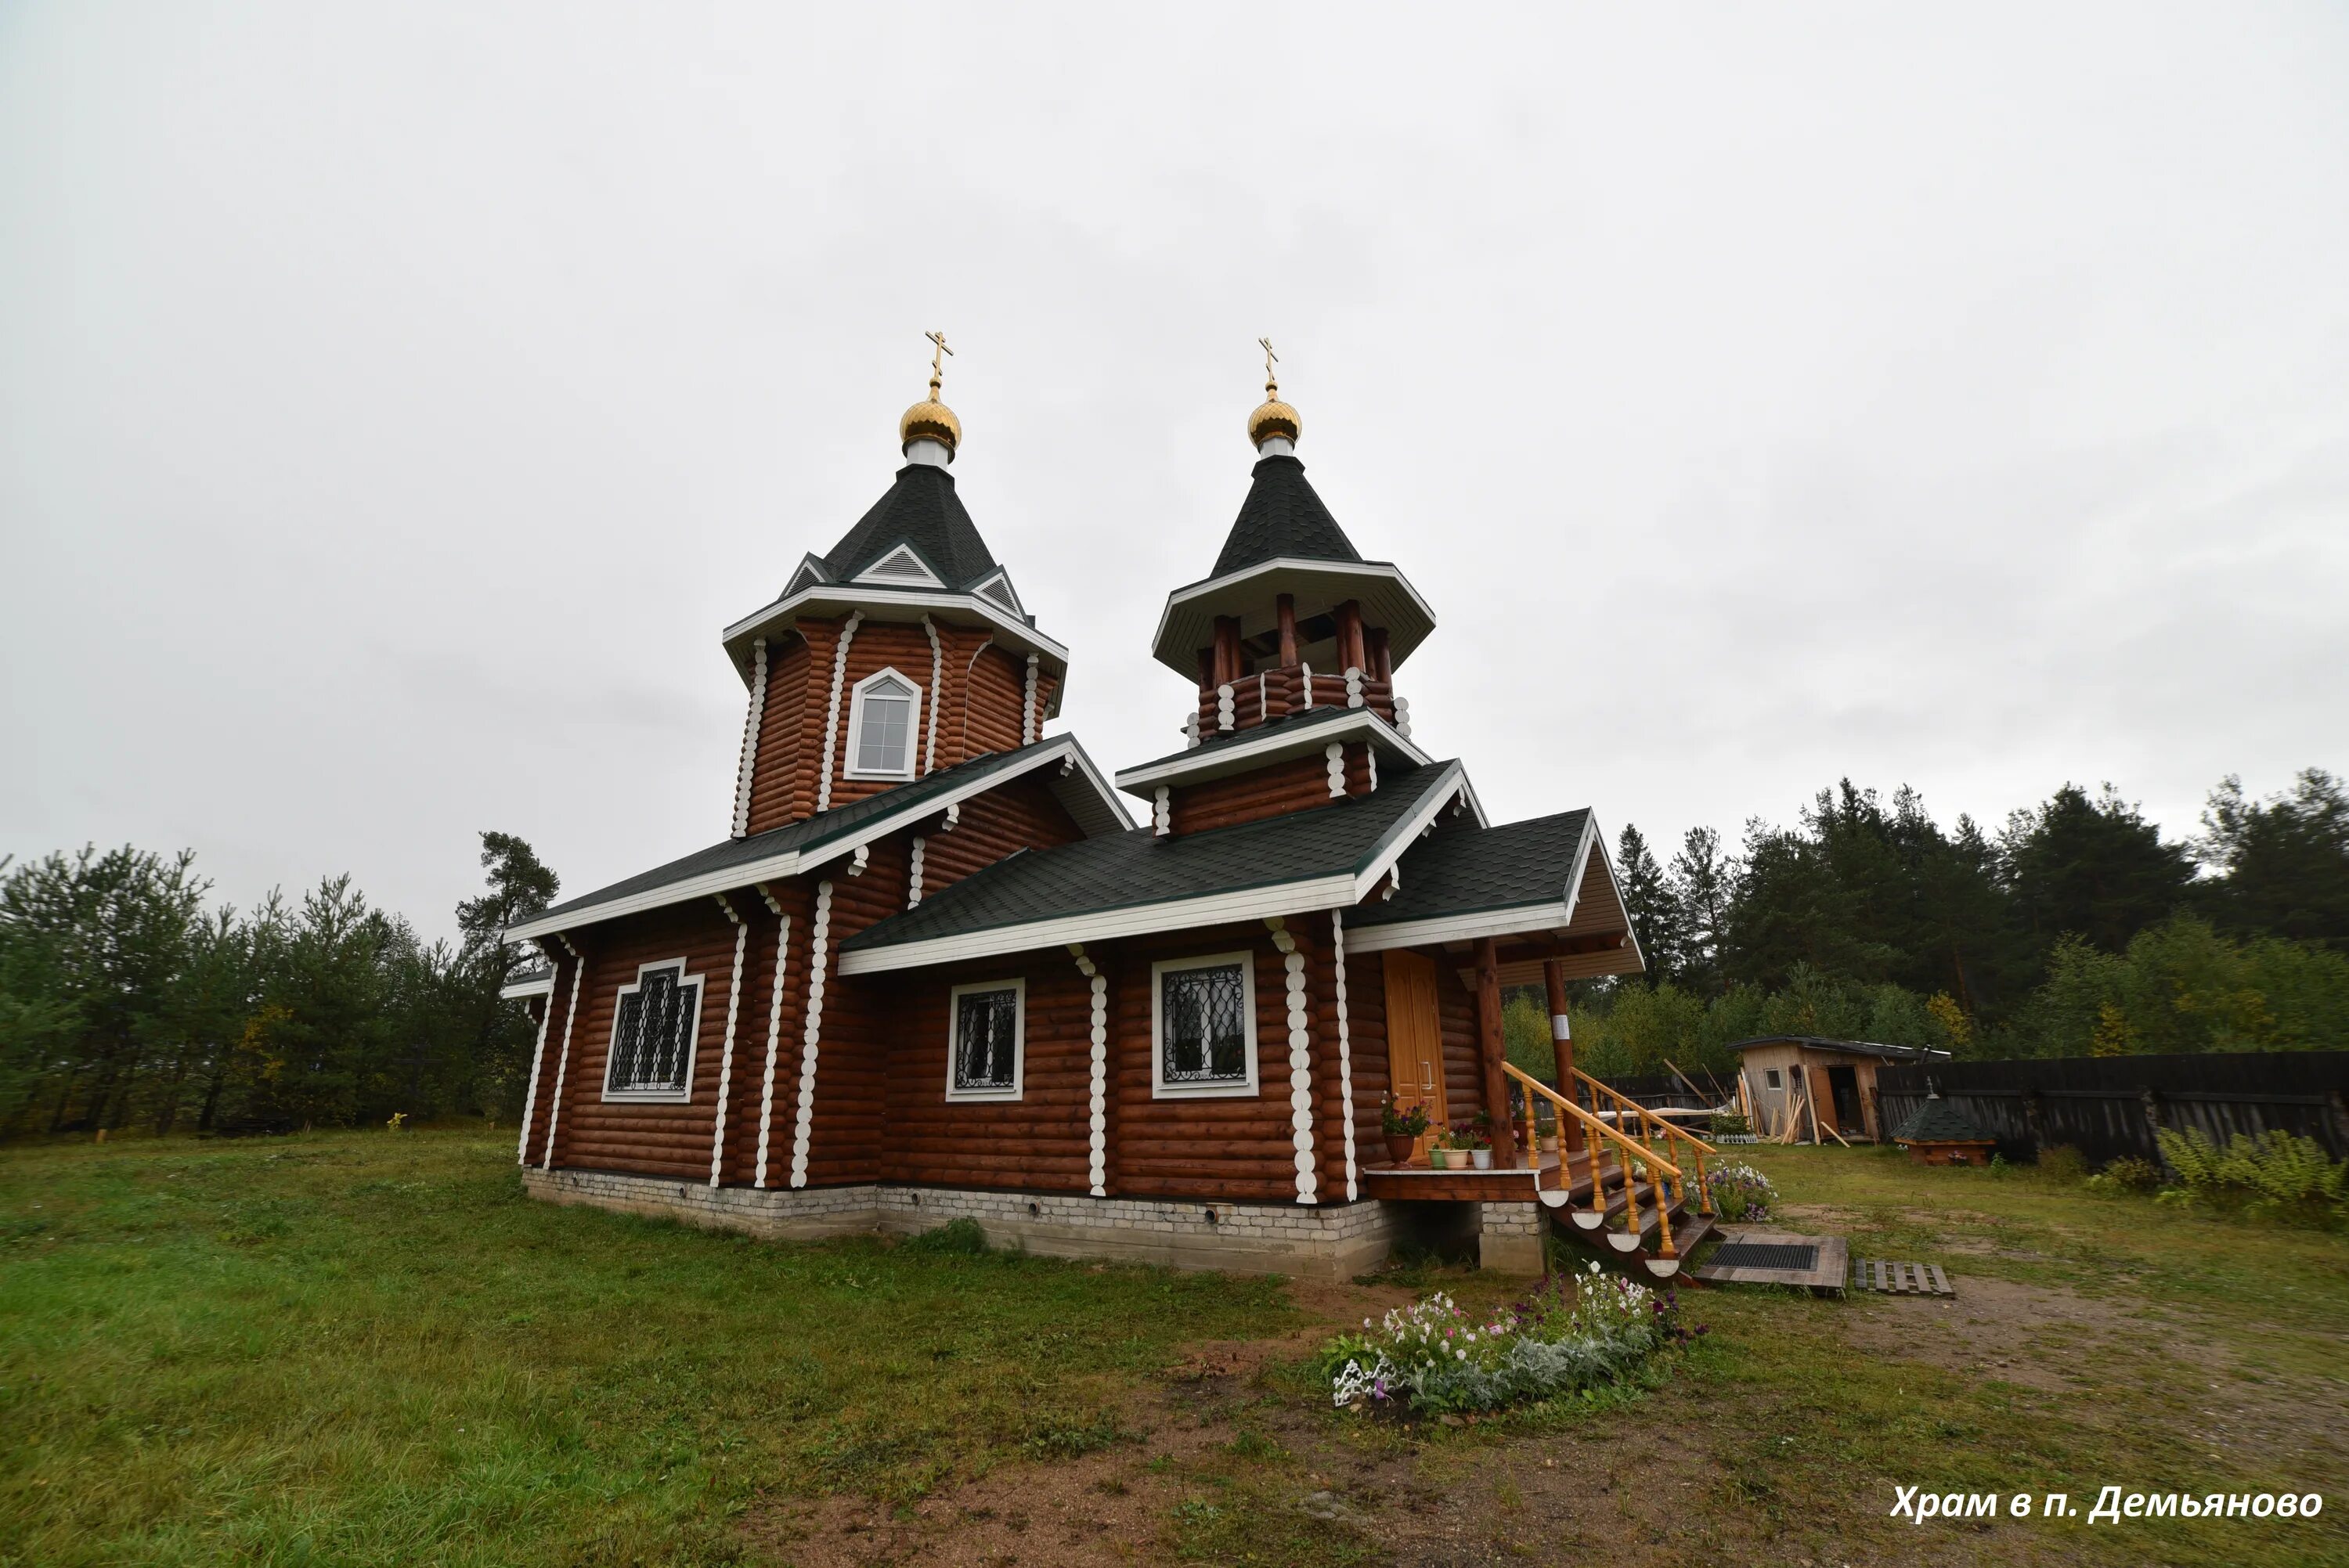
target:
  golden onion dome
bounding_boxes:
[1247,391,1301,449]
[898,394,961,458]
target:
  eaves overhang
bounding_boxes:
[1112,707,1432,798]
[722,584,1070,690]
[502,735,1130,944]
[1147,557,1438,679]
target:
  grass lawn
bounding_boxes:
[3,1128,2346,1566]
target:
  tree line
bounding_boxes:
[0,834,557,1138]
[1529,768,2349,1081]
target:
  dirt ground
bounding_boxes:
[741,1261,2331,1568]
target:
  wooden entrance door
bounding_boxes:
[1383,951,1448,1159]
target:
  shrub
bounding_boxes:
[2102,1155,2161,1191]
[2035,1144,2087,1181]
[1318,1268,1688,1415]
[1705,1162,1777,1222]
[2155,1128,2349,1225]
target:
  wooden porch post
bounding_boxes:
[1543,957,1582,1154]
[1276,593,1299,667]
[1474,938,1519,1167]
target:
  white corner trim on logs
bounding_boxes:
[731,636,769,838]
[1265,917,1319,1204]
[514,946,557,1166]
[539,933,585,1170]
[1070,943,1110,1195]
[920,615,944,776]
[815,612,864,813]
[788,881,835,1188]
[708,894,749,1188]
[753,884,792,1189]
[1332,910,1356,1200]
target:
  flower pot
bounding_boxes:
[1538,1134,1561,1154]
[1470,1149,1493,1170]
[1429,1148,1453,1170]
[1383,1133,1417,1166]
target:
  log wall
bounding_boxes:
[545,899,748,1181]
[1193,665,1397,737]
[1167,744,1377,834]
[741,615,1048,837]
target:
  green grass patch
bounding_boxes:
[0,1128,1295,1566]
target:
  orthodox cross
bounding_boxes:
[1258,336,1279,394]
[926,330,953,395]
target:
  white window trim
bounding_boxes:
[1151,950,1259,1100]
[944,977,1027,1102]
[601,957,706,1103]
[1764,1069,1784,1091]
[843,666,923,781]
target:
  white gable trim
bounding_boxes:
[853,542,947,589]
[969,567,1024,617]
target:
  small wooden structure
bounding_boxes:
[1889,1093,1997,1165]
[1732,1036,1949,1144]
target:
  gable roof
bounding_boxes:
[820,463,1001,591]
[837,760,1473,974]
[1212,456,1362,577]
[1348,808,1594,932]
[505,735,1130,942]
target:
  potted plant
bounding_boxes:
[1380,1093,1430,1165]
[1427,1129,1457,1170]
[1453,1119,1493,1171]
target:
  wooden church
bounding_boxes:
[503,341,1684,1278]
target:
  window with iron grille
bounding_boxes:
[604,961,702,1101]
[846,669,921,779]
[1153,952,1256,1098]
[947,979,1023,1100]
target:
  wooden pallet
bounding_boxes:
[1852,1258,1954,1297]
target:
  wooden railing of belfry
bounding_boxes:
[1571,1067,1717,1222]
[1503,1062,1683,1259]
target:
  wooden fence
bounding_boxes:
[1873,1053,2349,1166]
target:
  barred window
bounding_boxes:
[947,980,1023,1100]
[846,669,921,779]
[604,962,702,1101]
[1153,953,1256,1098]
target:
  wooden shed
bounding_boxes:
[1732,1036,1950,1144]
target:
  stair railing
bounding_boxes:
[1571,1067,1719,1220]
[1503,1063,1681,1259]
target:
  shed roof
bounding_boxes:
[1730,1036,1951,1063]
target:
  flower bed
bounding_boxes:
[1705,1161,1777,1222]
[1317,1265,1694,1415]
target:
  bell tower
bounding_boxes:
[1149,344,1435,748]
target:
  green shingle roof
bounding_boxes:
[819,463,1001,589]
[1210,456,1363,577]
[1348,808,1592,928]
[1892,1096,1995,1144]
[522,739,1110,929]
[842,760,1460,954]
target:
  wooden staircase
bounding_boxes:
[1504,1062,1721,1284]
[1538,1159,1716,1281]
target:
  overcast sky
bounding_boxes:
[4,4,2344,939]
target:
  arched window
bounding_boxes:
[846,668,922,780]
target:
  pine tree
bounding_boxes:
[1614,824,1682,986]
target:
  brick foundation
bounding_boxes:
[520,1166,1543,1279]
